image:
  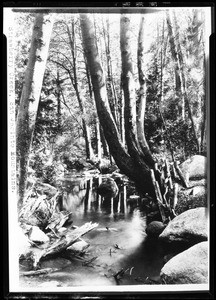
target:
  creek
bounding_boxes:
[20,173,166,288]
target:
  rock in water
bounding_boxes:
[97,178,119,198]
[159,207,208,245]
[160,241,208,284]
[145,221,166,238]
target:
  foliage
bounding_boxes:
[14,9,207,186]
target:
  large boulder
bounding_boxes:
[159,207,208,244]
[160,241,208,284]
[179,155,207,184]
[175,185,207,215]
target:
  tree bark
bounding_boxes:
[137,16,156,168]
[120,14,153,173]
[80,13,154,195]
[102,16,119,128]
[66,20,94,160]
[56,66,62,131]
[172,11,200,152]
[166,11,183,119]
[16,13,54,209]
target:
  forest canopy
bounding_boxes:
[13,8,208,210]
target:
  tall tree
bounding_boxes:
[166,10,183,119]
[16,13,54,209]
[102,16,119,128]
[137,16,156,168]
[66,19,94,160]
[171,10,202,152]
[80,13,155,196]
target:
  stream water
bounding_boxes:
[20,173,166,288]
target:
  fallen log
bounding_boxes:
[25,222,98,268]
[20,267,59,276]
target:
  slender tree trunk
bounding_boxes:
[16,13,54,209]
[95,118,102,160]
[137,16,155,168]
[166,11,183,119]
[159,17,168,104]
[119,81,126,146]
[102,16,119,128]
[66,20,94,160]
[100,126,109,157]
[56,67,61,131]
[80,13,154,195]
[172,11,200,152]
[200,48,206,154]
[120,14,154,172]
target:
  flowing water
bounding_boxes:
[20,173,166,288]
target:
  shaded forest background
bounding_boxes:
[14,9,207,209]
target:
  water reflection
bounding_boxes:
[60,175,136,220]
[32,175,165,285]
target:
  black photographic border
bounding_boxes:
[2,1,215,299]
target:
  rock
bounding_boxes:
[67,239,89,252]
[145,221,166,238]
[175,186,207,214]
[97,178,119,198]
[160,241,208,284]
[159,207,208,244]
[179,155,207,183]
[189,178,207,187]
[28,226,50,243]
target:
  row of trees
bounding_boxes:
[14,9,207,210]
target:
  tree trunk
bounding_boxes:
[119,80,126,146]
[172,11,200,152]
[56,67,61,131]
[120,15,154,172]
[102,16,119,128]
[100,126,109,157]
[80,13,154,195]
[16,13,54,209]
[66,21,94,160]
[166,11,183,119]
[137,16,156,169]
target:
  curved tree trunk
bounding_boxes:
[120,14,154,172]
[80,13,154,196]
[16,13,54,209]
[137,16,156,168]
